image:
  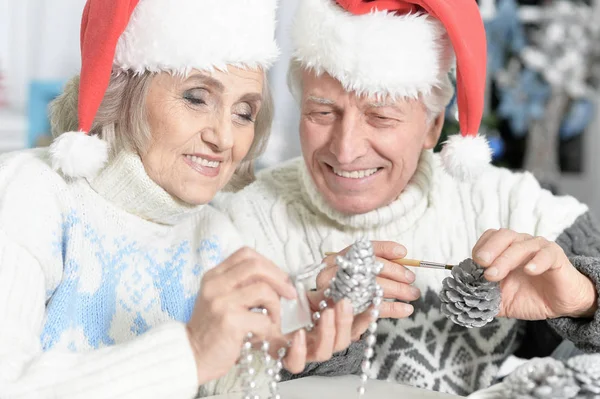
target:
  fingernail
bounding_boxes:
[410,286,421,298]
[394,246,407,257]
[476,252,492,264]
[404,303,414,314]
[485,267,499,278]
[405,269,416,282]
[526,263,537,273]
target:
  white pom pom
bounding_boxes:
[440,134,492,181]
[49,132,109,178]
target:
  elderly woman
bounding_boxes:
[0,0,360,398]
[214,0,600,396]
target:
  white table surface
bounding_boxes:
[205,376,463,398]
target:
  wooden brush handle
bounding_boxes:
[324,253,452,269]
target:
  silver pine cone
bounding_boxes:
[504,358,580,399]
[566,354,600,397]
[439,258,501,328]
[331,238,382,315]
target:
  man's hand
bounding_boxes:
[473,228,598,320]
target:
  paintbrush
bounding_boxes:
[324,252,455,270]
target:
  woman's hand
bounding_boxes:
[279,292,356,373]
[186,247,298,385]
[472,228,598,320]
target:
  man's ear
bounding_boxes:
[423,112,445,150]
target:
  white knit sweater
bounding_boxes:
[214,150,589,395]
[0,149,253,398]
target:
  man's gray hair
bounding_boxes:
[50,71,273,191]
[287,59,455,123]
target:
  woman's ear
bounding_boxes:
[423,112,445,150]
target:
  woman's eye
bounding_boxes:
[233,103,255,123]
[184,88,209,106]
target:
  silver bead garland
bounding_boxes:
[238,239,383,398]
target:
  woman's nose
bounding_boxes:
[202,114,234,151]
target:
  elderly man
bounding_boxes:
[214,0,600,395]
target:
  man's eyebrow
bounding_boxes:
[306,96,335,105]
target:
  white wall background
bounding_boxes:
[1,0,598,217]
[1,0,85,111]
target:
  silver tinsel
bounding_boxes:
[504,358,580,399]
[566,354,600,396]
[439,258,501,328]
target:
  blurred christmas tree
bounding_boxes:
[439,0,600,190]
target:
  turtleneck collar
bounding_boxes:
[88,150,204,226]
[299,150,435,230]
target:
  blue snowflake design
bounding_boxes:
[41,212,223,351]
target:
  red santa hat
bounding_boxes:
[50,0,279,179]
[291,0,491,181]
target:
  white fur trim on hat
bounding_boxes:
[49,132,109,179]
[115,0,280,74]
[292,0,454,99]
[440,134,492,181]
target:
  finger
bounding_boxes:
[378,300,415,319]
[378,259,416,283]
[377,277,420,301]
[351,311,372,341]
[473,228,531,267]
[232,312,274,342]
[317,255,415,291]
[216,257,296,299]
[307,308,335,362]
[233,282,282,327]
[370,241,407,260]
[283,329,307,374]
[324,241,406,264]
[316,265,338,289]
[486,237,548,281]
[333,300,354,353]
[209,247,258,275]
[471,229,498,259]
[523,243,559,276]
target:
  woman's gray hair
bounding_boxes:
[287,59,455,124]
[50,70,273,192]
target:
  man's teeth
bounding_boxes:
[185,155,220,168]
[332,168,378,179]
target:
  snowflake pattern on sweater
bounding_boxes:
[41,210,224,351]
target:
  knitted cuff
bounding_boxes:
[547,256,600,353]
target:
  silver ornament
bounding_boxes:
[330,238,382,315]
[321,238,383,397]
[504,358,580,399]
[439,258,501,328]
[566,354,600,396]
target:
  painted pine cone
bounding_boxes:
[331,238,382,315]
[439,258,501,328]
[504,358,580,399]
[566,354,600,397]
